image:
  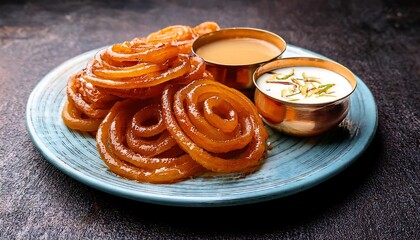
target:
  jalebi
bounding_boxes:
[146,21,220,54]
[162,79,268,173]
[96,98,203,183]
[61,21,270,183]
[62,72,120,132]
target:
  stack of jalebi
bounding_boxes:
[62,22,219,133]
[61,22,269,183]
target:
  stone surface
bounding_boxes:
[0,0,419,239]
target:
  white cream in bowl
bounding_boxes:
[256,66,353,104]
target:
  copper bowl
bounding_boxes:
[192,27,287,97]
[253,57,357,137]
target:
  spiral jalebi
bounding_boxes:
[83,51,191,89]
[146,21,220,54]
[96,98,204,183]
[162,79,268,173]
[62,72,120,132]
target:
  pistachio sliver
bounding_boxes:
[276,69,295,80]
[306,79,322,84]
[317,83,335,94]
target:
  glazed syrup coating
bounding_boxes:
[61,22,269,183]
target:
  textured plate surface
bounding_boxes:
[26,45,377,207]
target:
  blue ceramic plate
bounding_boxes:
[26,45,377,207]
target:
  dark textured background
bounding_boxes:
[1,0,419,239]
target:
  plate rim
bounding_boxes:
[26,44,378,207]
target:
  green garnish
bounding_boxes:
[276,69,295,80]
[317,84,335,94]
[265,69,338,101]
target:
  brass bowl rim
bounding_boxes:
[253,57,358,106]
[192,27,287,67]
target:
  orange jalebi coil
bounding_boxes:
[94,56,212,98]
[62,72,120,132]
[96,98,203,183]
[174,55,210,85]
[147,25,197,43]
[162,79,268,173]
[62,100,102,133]
[146,21,220,54]
[104,39,180,64]
[193,21,221,36]
[83,49,191,89]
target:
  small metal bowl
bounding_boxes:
[192,27,286,97]
[253,57,357,137]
